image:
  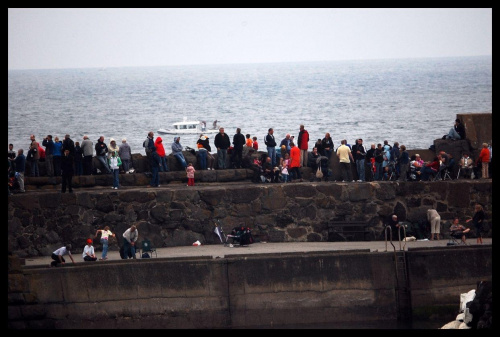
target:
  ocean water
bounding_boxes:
[8,56,492,154]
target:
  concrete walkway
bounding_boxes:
[24,238,492,267]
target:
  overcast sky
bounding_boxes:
[8,8,492,70]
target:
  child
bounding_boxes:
[245,134,253,147]
[186,162,196,186]
[108,151,122,189]
[252,137,259,151]
[83,239,97,261]
[281,153,290,183]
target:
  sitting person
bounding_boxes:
[262,156,280,183]
[445,119,463,140]
[420,156,440,181]
[449,217,471,244]
[308,147,321,172]
[459,153,474,179]
[250,156,263,183]
[171,137,187,169]
[83,238,97,261]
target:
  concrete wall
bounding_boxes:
[8,245,491,328]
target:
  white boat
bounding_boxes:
[157,118,220,135]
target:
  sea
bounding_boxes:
[8,56,492,155]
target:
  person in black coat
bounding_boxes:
[232,128,246,168]
[60,149,74,193]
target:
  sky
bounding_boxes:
[8,8,492,70]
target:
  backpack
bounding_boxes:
[143,138,152,153]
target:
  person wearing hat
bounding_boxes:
[171,136,187,169]
[197,134,209,170]
[107,138,119,159]
[83,239,97,261]
[50,244,75,267]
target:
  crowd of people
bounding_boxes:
[7,119,492,194]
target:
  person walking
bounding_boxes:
[214,127,230,169]
[82,239,97,262]
[122,225,138,259]
[108,150,122,189]
[297,125,309,167]
[60,149,74,193]
[427,209,441,241]
[80,135,94,175]
[466,203,485,244]
[95,226,116,260]
[264,128,277,167]
[186,162,196,186]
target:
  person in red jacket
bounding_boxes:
[289,142,303,182]
[155,136,169,172]
[478,142,490,179]
[297,124,309,167]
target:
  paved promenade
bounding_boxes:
[24,238,492,267]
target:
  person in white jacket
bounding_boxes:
[427,209,441,240]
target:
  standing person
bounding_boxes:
[196,134,210,170]
[365,143,376,182]
[122,225,138,259]
[252,136,259,151]
[60,149,74,193]
[73,141,83,176]
[353,139,366,182]
[95,226,116,260]
[289,142,302,182]
[232,128,246,169]
[143,131,155,173]
[374,144,384,181]
[94,136,111,174]
[478,143,490,179]
[148,146,161,187]
[50,244,75,267]
[8,143,16,162]
[62,134,75,155]
[108,150,122,189]
[28,134,40,177]
[336,140,354,182]
[427,209,441,241]
[14,148,26,193]
[391,142,400,178]
[82,239,97,262]
[297,125,309,167]
[119,138,133,173]
[398,145,410,181]
[321,133,334,160]
[53,136,63,176]
[186,162,196,186]
[245,134,253,148]
[459,153,474,179]
[281,153,290,183]
[154,136,169,172]
[171,137,187,169]
[80,135,94,175]
[466,203,485,244]
[42,135,54,177]
[214,127,230,169]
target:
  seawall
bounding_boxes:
[8,245,492,328]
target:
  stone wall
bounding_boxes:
[8,245,492,328]
[8,180,492,258]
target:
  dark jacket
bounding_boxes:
[42,138,54,156]
[62,137,75,155]
[95,140,108,157]
[214,133,230,150]
[233,133,246,150]
[455,123,466,140]
[264,133,277,148]
[352,143,366,161]
[197,138,212,152]
[14,153,26,173]
[374,148,384,163]
[74,145,83,163]
[61,153,74,175]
